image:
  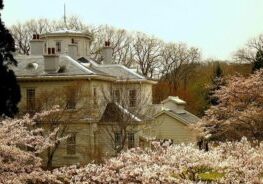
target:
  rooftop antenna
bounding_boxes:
[64,3,67,28]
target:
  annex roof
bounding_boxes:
[154,109,200,125]
[161,96,187,105]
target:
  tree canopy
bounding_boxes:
[198,69,263,141]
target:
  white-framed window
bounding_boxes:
[129,89,137,107]
[26,88,36,112]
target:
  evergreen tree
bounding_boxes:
[252,49,263,72]
[208,63,224,106]
[0,0,21,117]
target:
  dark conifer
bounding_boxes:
[208,63,224,106]
[0,0,21,117]
[252,49,263,72]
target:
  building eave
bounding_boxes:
[17,74,116,82]
[116,79,157,84]
[40,32,93,40]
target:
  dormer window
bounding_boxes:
[55,41,61,53]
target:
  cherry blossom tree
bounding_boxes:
[0,108,64,184]
[198,69,263,141]
[2,110,263,183]
[54,138,263,183]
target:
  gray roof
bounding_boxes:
[168,110,200,124]
[13,55,146,81]
[78,57,145,80]
[100,102,142,123]
[94,65,145,80]
[155,109,201,124]
[13,55,94,77]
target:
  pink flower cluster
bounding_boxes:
[54,138,263,183]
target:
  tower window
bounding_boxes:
[55,41,61,53]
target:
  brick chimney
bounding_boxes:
[102,41,113,64]
[30,34,44,55]
[43,48,59,73]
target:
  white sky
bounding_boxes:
[2,0,263,60]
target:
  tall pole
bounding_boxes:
[64,3,67,28]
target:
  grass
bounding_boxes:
[198,172,224,182]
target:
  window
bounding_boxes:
[114,89,120,103]
[129,89,137,107]
[66,97,76,109]
[67,133,76,155]
[55,41,61,53]
[71,38,77,44]
[44,42,47,53]
[128,133,135,148]
[26,88,35,112]
[114,132,122,148]
[93,87,97,105]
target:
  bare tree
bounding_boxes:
[160,43,201,91]
[90,25,134,67]
[234,34,263,64]
[10,22,31,55]
[55,15,89,31]
[132,32,163,78]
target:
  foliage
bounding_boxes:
[2,111,263,183]
[207,63,225,106]
[253,49,263,72]
[0,109,64,183]
[198,172,224,182]
[153,61,252,116]
[0,0,21,118]
[54,138,263,183]
[198,69,263,141]
[234,33,263,73]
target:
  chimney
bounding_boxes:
[102,41,113,64]
[43,47,59,73]
[30,34,44,55]
[161,96,186,113]
[68,43,78,59]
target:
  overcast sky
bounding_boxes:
[2,0,263,60]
